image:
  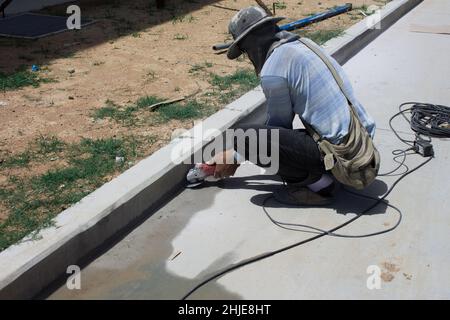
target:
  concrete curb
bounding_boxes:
[0,0,423,299]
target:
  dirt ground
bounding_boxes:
[0,0,386,233]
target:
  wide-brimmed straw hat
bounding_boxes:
[227,6,285,59]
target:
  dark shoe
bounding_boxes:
[274,184,334,206]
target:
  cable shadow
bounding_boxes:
[214,174,283,192]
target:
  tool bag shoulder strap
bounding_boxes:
[298,37,380,189]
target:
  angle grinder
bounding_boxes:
[186,163,217,188]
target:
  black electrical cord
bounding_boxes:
[261,187,404,238]
[377,148,414,176]
[409,103,450,138]
[181,102,448,300]
[390,102,450,145]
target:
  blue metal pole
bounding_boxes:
[212,3,353,51]
[279,3,352,31]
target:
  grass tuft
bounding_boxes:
[0,67,52,91]
[157,100,204,120]
[208,69,259,104]
[274,2,287,9]
[189,62,213,73]
[0,136,143,251]
[93,95,206,124]
[2,151,31,168]
[36,135,65,155]
[210,69,259,91]
[296,29,344,45]
[135,95,164,108]
[173,33,188,40]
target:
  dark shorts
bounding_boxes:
[232,124,326,185]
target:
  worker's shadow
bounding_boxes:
[216,175,390,216]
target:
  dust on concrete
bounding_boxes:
[381,272,394,282]
[382,262,400,273]
[380,261,401,282]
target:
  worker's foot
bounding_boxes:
[274,182,335,206]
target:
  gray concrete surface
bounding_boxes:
[49,0,450,299]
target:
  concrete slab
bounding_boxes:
[47,0,450,300]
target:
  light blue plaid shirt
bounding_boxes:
[260,40,375,144]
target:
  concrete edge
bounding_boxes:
[324,0,423,64]
[0,0,423,299]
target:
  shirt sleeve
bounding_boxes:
[260,75,294,129]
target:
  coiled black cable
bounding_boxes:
[409,103,450,138]
[391,102,450,143]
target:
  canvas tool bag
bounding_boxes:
[298,38,380,189]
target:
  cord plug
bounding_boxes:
[414,138,434,157]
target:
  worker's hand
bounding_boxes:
[209,149,240,179]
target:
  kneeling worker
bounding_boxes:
[210,6,380,206]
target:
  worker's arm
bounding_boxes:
[209,149,240,178]
[210,76,294,178]
[261,75,294,129]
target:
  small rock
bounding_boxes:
[68,96,74,100]
[0,101,7,107]
[50,157,58,161]
[366,5,379,15]
[115,156,125,164]
[403,273,412,280]
[68,69,75,74]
